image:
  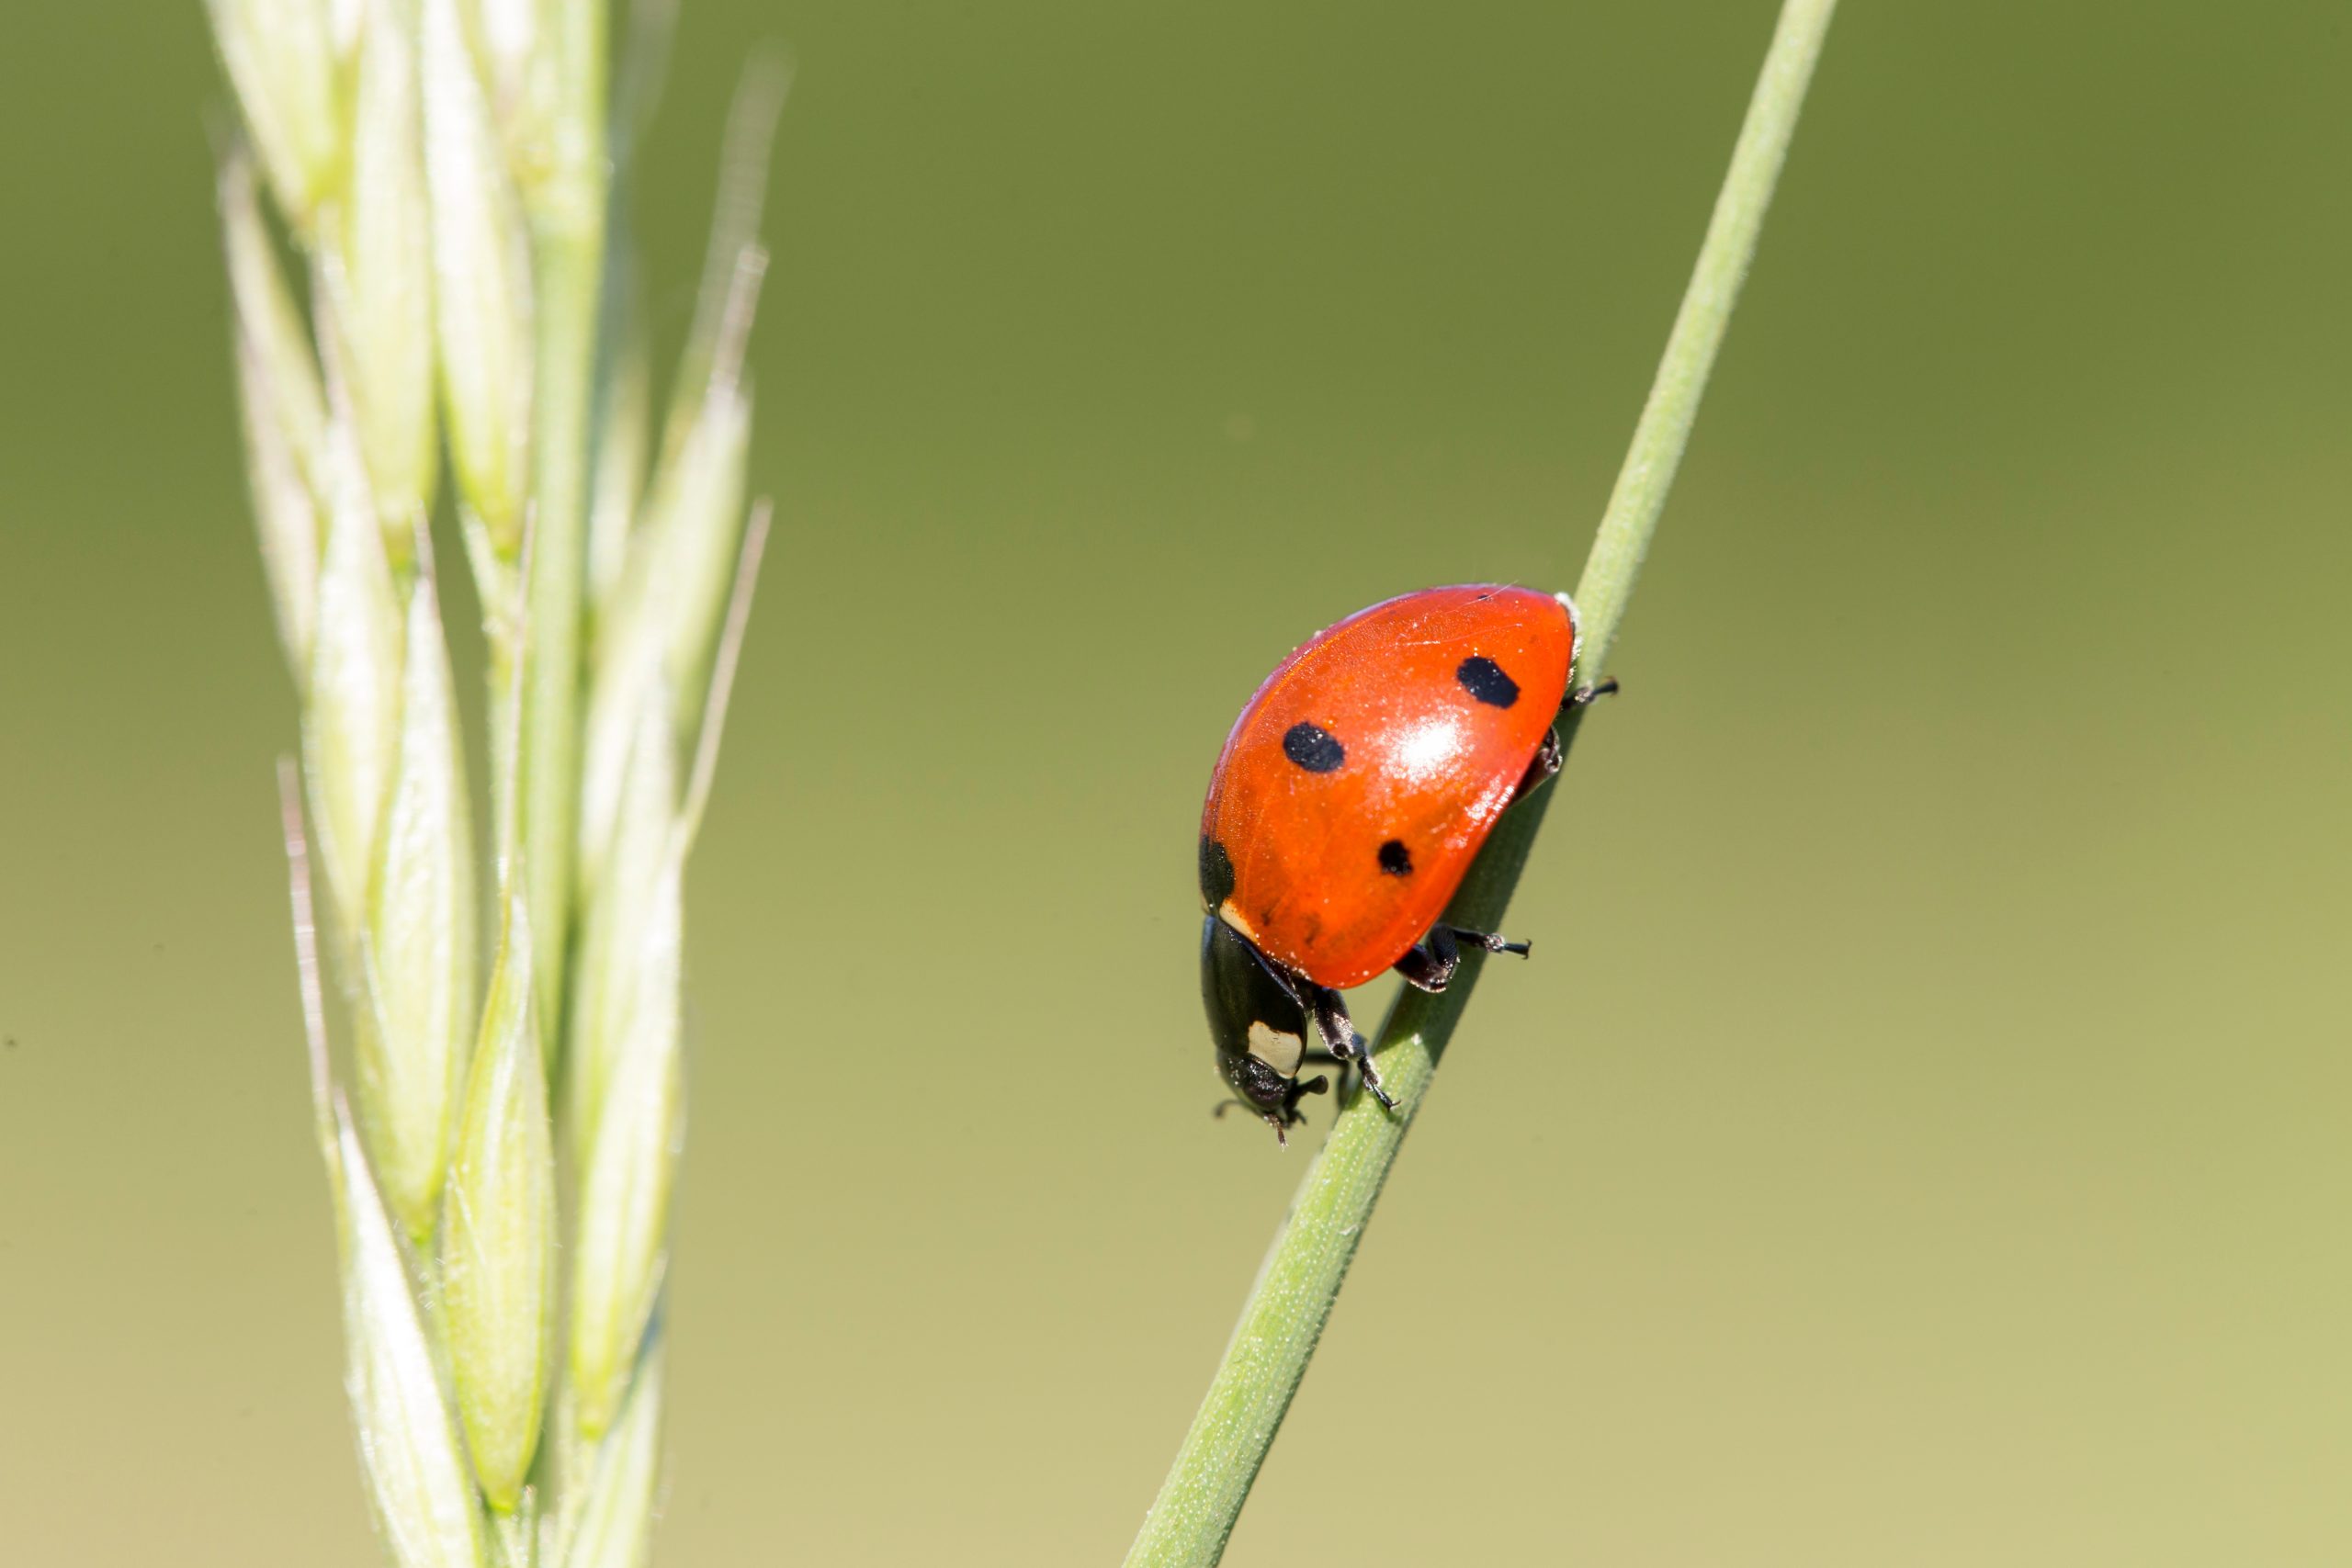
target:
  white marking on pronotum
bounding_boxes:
[1246,1021,1305,1077]
[1219,901,1260,943]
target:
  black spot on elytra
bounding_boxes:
[1282,722,1345,773]
[1198,836,1236,908]
[1457,656,1520,708]
[1377,839,1413,876]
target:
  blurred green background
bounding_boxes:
[2,1,2346,1563]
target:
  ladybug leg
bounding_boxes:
[1298,1045,1362,1104]
[1275,1075,1330,1146]
[1303,984,1396,1111]
[1395,924,1532,994]
[1445,925,1532,958]
[1565,675,1622,711]
[1215,1086,1328,1148]
[1223,931,1393,1113]
[1510,680,1618,804]
[1393,923,1462,992]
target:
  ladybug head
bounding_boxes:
[1200,915,1329,1146]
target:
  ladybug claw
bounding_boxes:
[1446,925,1530,959]
[1342,1040,1397,1111]
[1566,676,1621,710]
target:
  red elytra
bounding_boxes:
[1199,584,1577,990]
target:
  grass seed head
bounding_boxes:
[217,4,781,1555]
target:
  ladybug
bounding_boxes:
[1198,584,1614,1144]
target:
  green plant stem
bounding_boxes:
[517,0,609,1048]
[1121,4,1837,1563]
[520,224,599,1045]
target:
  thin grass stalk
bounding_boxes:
[516,221,601,1043]
[510,0,609,1044]
[1122,4,1838,1562]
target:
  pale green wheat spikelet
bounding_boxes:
[359,561,477,1241]
[575,64,780,891]
[565,501,762,1439]
[304,439,406,940]
[333,1107,488,1568]
[206,0,353,231]
[572,396,745,894]
[461,0,562,189]
[576,248,761,896]
[570,685,676,1146]
[220,152,328,669]
[585,336,651,624]
[421,0,534,559]
[444,893,555,1510]
[220,152,331,471]
[632,318,754,703]
[560,1337,666,1568]
[569,836,685,1439]
[321,0,437,547]
[233,328,328,671]
[568,490,768,1443]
